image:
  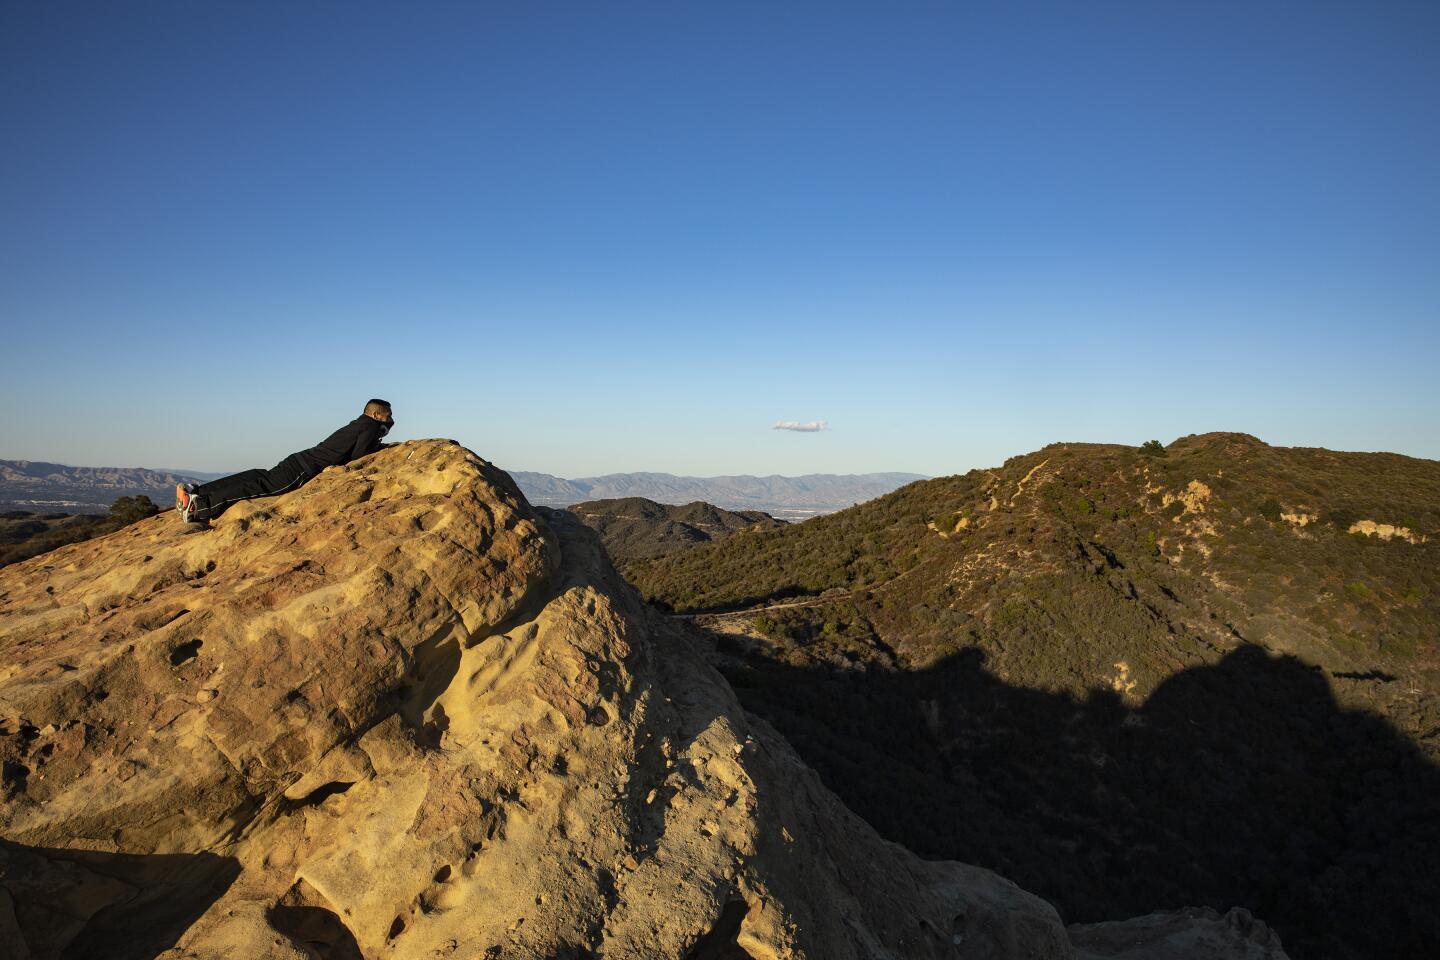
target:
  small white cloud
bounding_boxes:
[772,420,829,433]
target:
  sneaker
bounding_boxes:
[175,483,201,523]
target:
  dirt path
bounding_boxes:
[1009,458,1050,506]
[669,596,835,621]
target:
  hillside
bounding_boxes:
[511,470,925,519]
[0,497,158,568]
[567,497,784,562]
[630,432,1440,960]
[0,439,1279,959]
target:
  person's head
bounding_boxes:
[364,399,393,431]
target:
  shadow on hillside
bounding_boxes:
[645,583,823,616]
[0,840,240,959]
[706,638,1439,960]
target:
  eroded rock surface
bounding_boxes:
[0,440,1074,959]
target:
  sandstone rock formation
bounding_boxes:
[0,440,1075,959]
[1346,519,1425,544]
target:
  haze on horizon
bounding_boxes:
[2,2,1437,478]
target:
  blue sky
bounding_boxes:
[2,1,1437,477]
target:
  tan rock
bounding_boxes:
[1158,480,1211,517]
[0,440,1070,959]
[1347,519,1424,544]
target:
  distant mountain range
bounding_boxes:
[511,470,927,519]
[0,458,925,519]
[0,460,225,512]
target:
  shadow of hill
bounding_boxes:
[706,639,1440,960]
[0,840,240,959]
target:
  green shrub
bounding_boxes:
[931,509,969,532]
[994,599,1027,627]
[1140,440,1167,457]
[1326,507,1360,530]
[1345,582,1374,603]
[109,495,159,524]
[1258,498,1283,522]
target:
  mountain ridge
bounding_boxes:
[0,459,224,512]
[0,458,922,519]
[567,496,785,562]
[512,470,927,519]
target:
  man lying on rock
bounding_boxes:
[175,399,395,524]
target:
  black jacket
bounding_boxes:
[293,416,386,476]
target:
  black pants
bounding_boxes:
[193,454,313,522]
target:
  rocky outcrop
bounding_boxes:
[1346,519,1425,544]
[0,440,1076,959]
[1070,908,1288,960]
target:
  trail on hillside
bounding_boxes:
[669,558,936,621]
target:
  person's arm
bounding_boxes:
[348,420,384,462]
